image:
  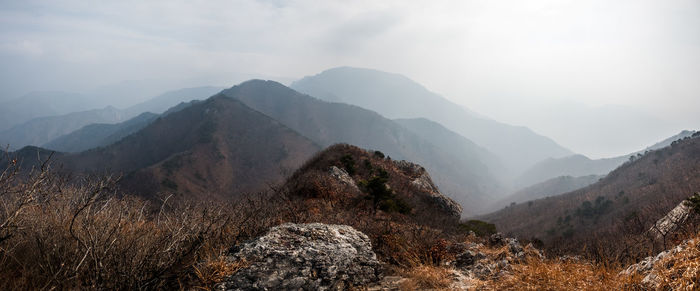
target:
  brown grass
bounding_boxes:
[653,235,700,290]
[478,258,642,291]
[399,265,452,290]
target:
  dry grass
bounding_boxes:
[399,265,452,290]
[0,159,285,289]
[192,257,249,288]
[477,257,642,291]
[653,235,700,290]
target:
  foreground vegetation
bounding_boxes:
[1,149,697,290]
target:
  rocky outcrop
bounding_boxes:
[218,223,382,290]
[621,238,697,288]
[328,166,359,192]
[394,160,463,219]
[647,199,693,240]
[451,233,542,281]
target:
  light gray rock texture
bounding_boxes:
[218,223,382,291]
[393,160,463,219]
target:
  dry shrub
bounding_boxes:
[399,265,452,290]
[192,257,248,287]
[480,257,642,291]
[654,235,700,290]
[0,160,278,290]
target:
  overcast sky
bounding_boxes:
[1,0,698,158]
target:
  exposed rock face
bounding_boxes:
[328,166,359,191]
[451,234,542,281]
[622,238,697,288]
[647,199,693,240]
[393,160,463,219]
[219,223,382,291]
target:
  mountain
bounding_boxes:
[0,106,129,149]
[394,118,507,193]
[61,94,320,199]
[1,87,223,151]
[0,91,102,131]
[515,155,626,189]
[479,133,700,256]
[222,80,503,215]
[283,143,463,222]
[490,175,603,210]
[0,145,64,169]
[43,112,159,153]
[123,86,224,116]
[291,67,573,175]
[516,130,697,188]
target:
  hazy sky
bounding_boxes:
[1,0,698,158]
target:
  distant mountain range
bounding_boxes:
[61,93,319,199]
[490,175,603,211]
[0,86,223,151]
[43,112,159,153]
[515,130,697,188]
[222,80,503,215]
[480,132,700,253]
[0,91,102,131]
[0,80,505,215]
[291,67,573,176]
[0,106,129,149]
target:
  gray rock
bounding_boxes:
[621,238,696,288]
[489,233,505,247]
[647,199,693,240]
[218,223,383,291]
[455,251,478,268]
[393,160,463,219]
[328,166,359,192]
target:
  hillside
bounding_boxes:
[223,80,504,215]
[394,118,508,192]
[61,94,319,199]
[291,67,572,175]
[44,112,159,153]
[0,106,129,149]
[283,144,463,224]
[515,155,625,189]
[517,130,697,188]
[123,86,223,116]
[480,133,700,258]
[1,87,222,150]
[490,175,602,211]
[0,145,64,169]
[0,91,101,131]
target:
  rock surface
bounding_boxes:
[218,223,382,290]
[393,160,463,219]
[328,166,359,192]
[621,238,696,288]
[647,199,693,240]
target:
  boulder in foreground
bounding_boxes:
[218,223,382,290]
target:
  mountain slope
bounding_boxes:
[223,80,503,215]
[0,91,101,131]
[516,130,697,188]
[123,86,224,116]
[62,95,320,199]
[0,106,129,149]
[491,175,603,210]
[291,67,572,175]
[394,118,507,192]
[479,133,700,255]
[44,112,159,153]
[1,87,223,151]
[515,155,625,189]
